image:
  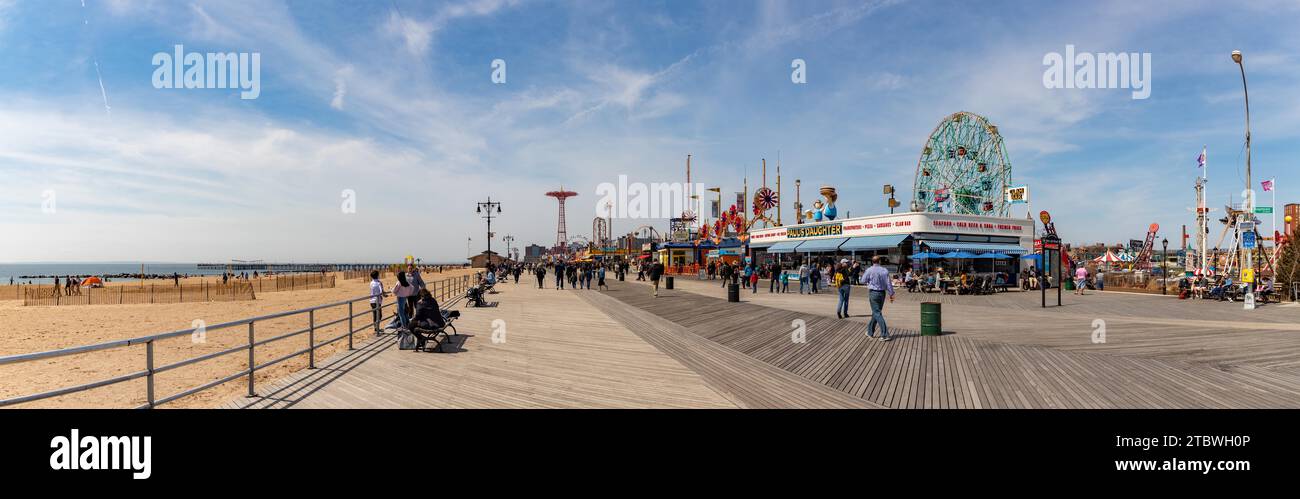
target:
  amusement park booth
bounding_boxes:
[702,238,746,266]
[748,211,1033,277]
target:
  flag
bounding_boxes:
[1196,147,1206,168]
[1261,179,1274,192]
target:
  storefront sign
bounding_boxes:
[786,222,844,239]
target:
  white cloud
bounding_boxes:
[331,66,352,110]
[384,11,435,56]
[0,0,14,32]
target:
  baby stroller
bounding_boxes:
[466,285,488,307]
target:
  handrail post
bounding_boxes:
[308,310,316,369]
[145,340,156,409]
[347,301,354,350]
[247,322,256,397]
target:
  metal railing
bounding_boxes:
[0,275,471,408]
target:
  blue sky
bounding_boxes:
[1,0,1298,262]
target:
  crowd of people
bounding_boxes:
[1176,274,1280,303]
[531,260,626,293]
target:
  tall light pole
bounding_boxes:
[503,235,515,263]
[1232,50,1255,302]
[476,197,502,264]
[1161,237,1169,295]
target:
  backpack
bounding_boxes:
[398,330,418,350]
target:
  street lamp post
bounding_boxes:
[1161,238,1169,295]
[503,235,515,263]
[476,197,502,265]
[1232,50,1255,303]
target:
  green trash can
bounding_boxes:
[920,302,942,336]
[1064,278,1075,291]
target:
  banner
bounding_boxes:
[1005,185,1029,204]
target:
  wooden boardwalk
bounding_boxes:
[593,279,1300,408]
[223,281,736,409]
[222,275,1300,409]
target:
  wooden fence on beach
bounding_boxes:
[22,282,257,306]
[267,274,335,292]
[343,269,392,280]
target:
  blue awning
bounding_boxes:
[922,241,1028,254]
[840,234,909,251]
[767,241,803,253]
[796,237,849,253]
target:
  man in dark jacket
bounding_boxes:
[650,261,665,297]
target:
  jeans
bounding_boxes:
[867,290,888,338]
[837,286,850,316]
[799,277,807,294]
[396,296,410,329]
[370,302,381,331]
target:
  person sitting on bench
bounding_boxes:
[409,289,451,351]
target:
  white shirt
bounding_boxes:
[369,279,383,304]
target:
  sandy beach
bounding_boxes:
[0,268,475,408]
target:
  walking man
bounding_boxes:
[535,265,546,289]
[650,261,664,297]
[859,256,895,341]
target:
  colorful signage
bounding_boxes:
[1005,185,1029,204]
[786,222,844,239]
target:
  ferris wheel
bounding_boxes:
[912,112,1013,217]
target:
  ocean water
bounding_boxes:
[0,263,228,285]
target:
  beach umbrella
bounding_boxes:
[983,253,1013,259]
[941,251,978,272]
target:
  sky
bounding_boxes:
[1,0,1298,263]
